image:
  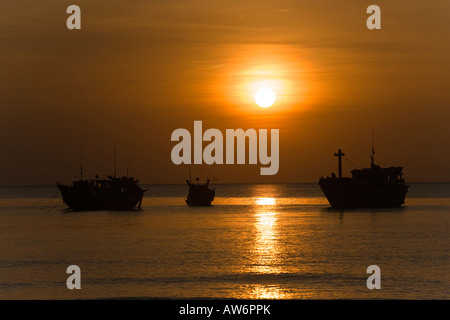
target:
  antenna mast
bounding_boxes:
[80,142,83,181]
[114,140,117,179]
[370,129,375,167]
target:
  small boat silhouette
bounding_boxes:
[185,177,215,206]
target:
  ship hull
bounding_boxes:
[185,189,215,206]
[319,178,408,209]
[57,184,143,211]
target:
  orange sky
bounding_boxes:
[1,1,450,185]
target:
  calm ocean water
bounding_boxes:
[0,183,449,300]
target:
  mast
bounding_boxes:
[370,129,375,167]
[334,149,345,178]
[114,140,117,179]
[80,142,83,181]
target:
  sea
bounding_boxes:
[0,183,449,300]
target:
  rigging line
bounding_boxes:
[40,189,61,210]
[318,195,326,205]
[344,155,363,169]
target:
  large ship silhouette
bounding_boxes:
[57,175,144,211]
[57,147,145,211]
[319,148,408,209]
[185,177,215,206]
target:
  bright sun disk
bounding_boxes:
[255,88,276,108]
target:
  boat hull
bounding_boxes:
[319,177,408,209]
[185,188,215,206]
[57,184,143,211]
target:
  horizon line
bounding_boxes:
[1,181,450,188]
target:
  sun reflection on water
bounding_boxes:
[250,285,290,299]
[247,194,287,298]
[252,210,281,275]
[255,197,276,206]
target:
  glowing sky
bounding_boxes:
[1,1,449,184]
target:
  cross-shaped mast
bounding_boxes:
[334,149,345,178]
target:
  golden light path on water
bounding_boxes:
[140,185,325,299]
[250,196,286,299]
[255,197,276,206]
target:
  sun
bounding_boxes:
[255,87,276,108]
